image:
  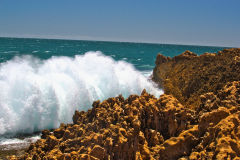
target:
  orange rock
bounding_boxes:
[152,48,240,108]
[45,135,59,150]
[89,145,106,159]
[158,125,199,160]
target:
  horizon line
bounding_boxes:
[0,35,235,48]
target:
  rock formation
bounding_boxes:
[9,91,196,160]
[153,48,240,109]
[9,48,240,160]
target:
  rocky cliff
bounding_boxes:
[153,48,240,109]
[10,48,240,160]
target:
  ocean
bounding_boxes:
[0,37,227,153]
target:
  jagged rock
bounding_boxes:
[157,125,199,160]
[45,135,59,150]
[153,48,240,108]
[10,90,195,160]
[41,129,50,139]
[173,50,197,62]
[89,145,106,159]
[155,54,170,65]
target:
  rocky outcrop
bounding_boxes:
[191,81,240,160]
[10,90,196,160]
[10,81,240,160]
[9,48,240,159]
[152,48,240,109]
[155,81,240,160]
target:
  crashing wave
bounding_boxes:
[0,51,162,135]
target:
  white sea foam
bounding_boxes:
[0,135,40,150]
[141,70,153,77]
[0,51,162,135]
[0,135,40,145]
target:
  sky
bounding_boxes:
[0,0,239,47]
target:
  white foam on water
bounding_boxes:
[0,51,162,135]
[141,70,153,78]
[0,135,40,145]
[0,135,40,151]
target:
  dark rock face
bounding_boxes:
[9,48,240,160]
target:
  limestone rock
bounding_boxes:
[153,48,240,108]
[11,91,195,160]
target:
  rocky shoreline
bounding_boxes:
[9,48,240,159]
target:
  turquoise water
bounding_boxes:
[0,37,227,71]
[0,37,227,137]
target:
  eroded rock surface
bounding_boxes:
[9,90,195,160]
[153,48,240,109]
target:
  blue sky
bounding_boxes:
[0,0,239,47]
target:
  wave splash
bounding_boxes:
[0,51,162,135]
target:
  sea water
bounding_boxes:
[0,37,227,146]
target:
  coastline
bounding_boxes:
[0,144,27,160]
[0,135,40,159]
[8,48,240,159]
